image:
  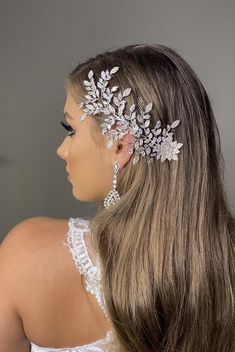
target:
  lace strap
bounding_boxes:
[63,217,109,319]
[64,217,101,281]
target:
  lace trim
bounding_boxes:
[66,217,101,281]
[30,330,113,352]
[63,217,108,319]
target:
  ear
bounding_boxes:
[104,130,135,169]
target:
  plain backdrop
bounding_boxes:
[0,0,235,240]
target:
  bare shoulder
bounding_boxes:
[0,217,69,349]
[1,217,68,272]
[0,217,75,310]
[1,216,68,248]
[0,215,71,273]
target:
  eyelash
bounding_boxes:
[60,121,76,136]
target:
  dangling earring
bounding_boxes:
[103,161,120,208]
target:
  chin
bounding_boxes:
[71,188,80,200]
[72,187,84,201]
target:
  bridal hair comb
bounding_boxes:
[78,66,183,165]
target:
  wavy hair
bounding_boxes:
[65,44,235,352]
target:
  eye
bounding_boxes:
[60,121,76,136]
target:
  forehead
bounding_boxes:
[64,90,80,114]
[63,90,84,125]
[63,90,98,131]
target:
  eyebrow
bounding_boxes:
[63,112,74,120]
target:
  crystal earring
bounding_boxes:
[103,161,120,208]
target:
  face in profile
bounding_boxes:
[56,90,114,203]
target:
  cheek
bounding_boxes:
[78,147,100,180]
[70,140,108,199]
[69,138,97,175]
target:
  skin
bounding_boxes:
[56,89,135,203]
[0,218,112,350]
[0,89,137,351]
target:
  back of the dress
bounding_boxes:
[30,217,113,352]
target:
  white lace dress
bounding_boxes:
[30,217,113,352]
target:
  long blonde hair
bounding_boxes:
[66,44,235,352]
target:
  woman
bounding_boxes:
[0,44,234,352]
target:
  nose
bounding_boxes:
[56,138,69,160]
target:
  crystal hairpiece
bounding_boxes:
[78,66,183,165]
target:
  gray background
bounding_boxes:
[0,0,234,240]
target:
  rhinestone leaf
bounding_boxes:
[171,120,180,128]
[111,86,119,92]
[113,97,119,106]
[133,153,140,165]
[145,103,153,113]
[101,71,106,80]
[88,70,93,79]
[130,104,135,112]
[156,120,161,128]
[123,88,132,97]
[144,120,150,128]
[80,114,87,121]
[110,66,119,74]
[118,92,122,100]
[107,139,113,149]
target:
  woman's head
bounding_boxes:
[57,76,136,202]
[58,44,235,351]
[57,43,220,208]
[56,87,135,201]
